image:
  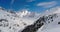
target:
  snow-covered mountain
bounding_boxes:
[19,7,60,32]
[37,7,60,32]
[0,6,60,32]
[16,9,31,17]
[0,7,40,32]
[16,9,40,18]
[0,7,26,32]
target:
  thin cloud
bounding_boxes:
[37,1,57,8]
[26,0,35,2]
[50,6,60,13]
[11,0,15,5]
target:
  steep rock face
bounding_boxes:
[21,14,58,32]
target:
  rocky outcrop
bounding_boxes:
[21,14,57,32]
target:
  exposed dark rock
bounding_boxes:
[20,14,57,32]
[9,26,11,29]
[0,19,8,22]
[48,21,50,23]
[3,23,9,27]
[0,24,3,26]
[0,19,9,27]
[7,14,10,16]
[51,19,53,22]
[21,16,45,32]
[21,25,35,32]
[0,30,1,32]
[58,22,60,24]
[13,24,19,27]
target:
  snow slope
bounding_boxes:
[0,6,60,32]
[0,7,40,32]
[37,7,60,32]
[0,8,26,32]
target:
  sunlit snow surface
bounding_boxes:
[0,7,60,32]
[37,7,60,32]
[37,14,60,32]
[0,8,40,32]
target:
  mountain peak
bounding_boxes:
[53,7,60,13]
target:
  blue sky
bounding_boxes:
[0,0,60,12]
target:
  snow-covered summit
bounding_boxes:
[48,6,60,14]
[16,9,40,18]
[53,7,60,13]
[16,9,31,17]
